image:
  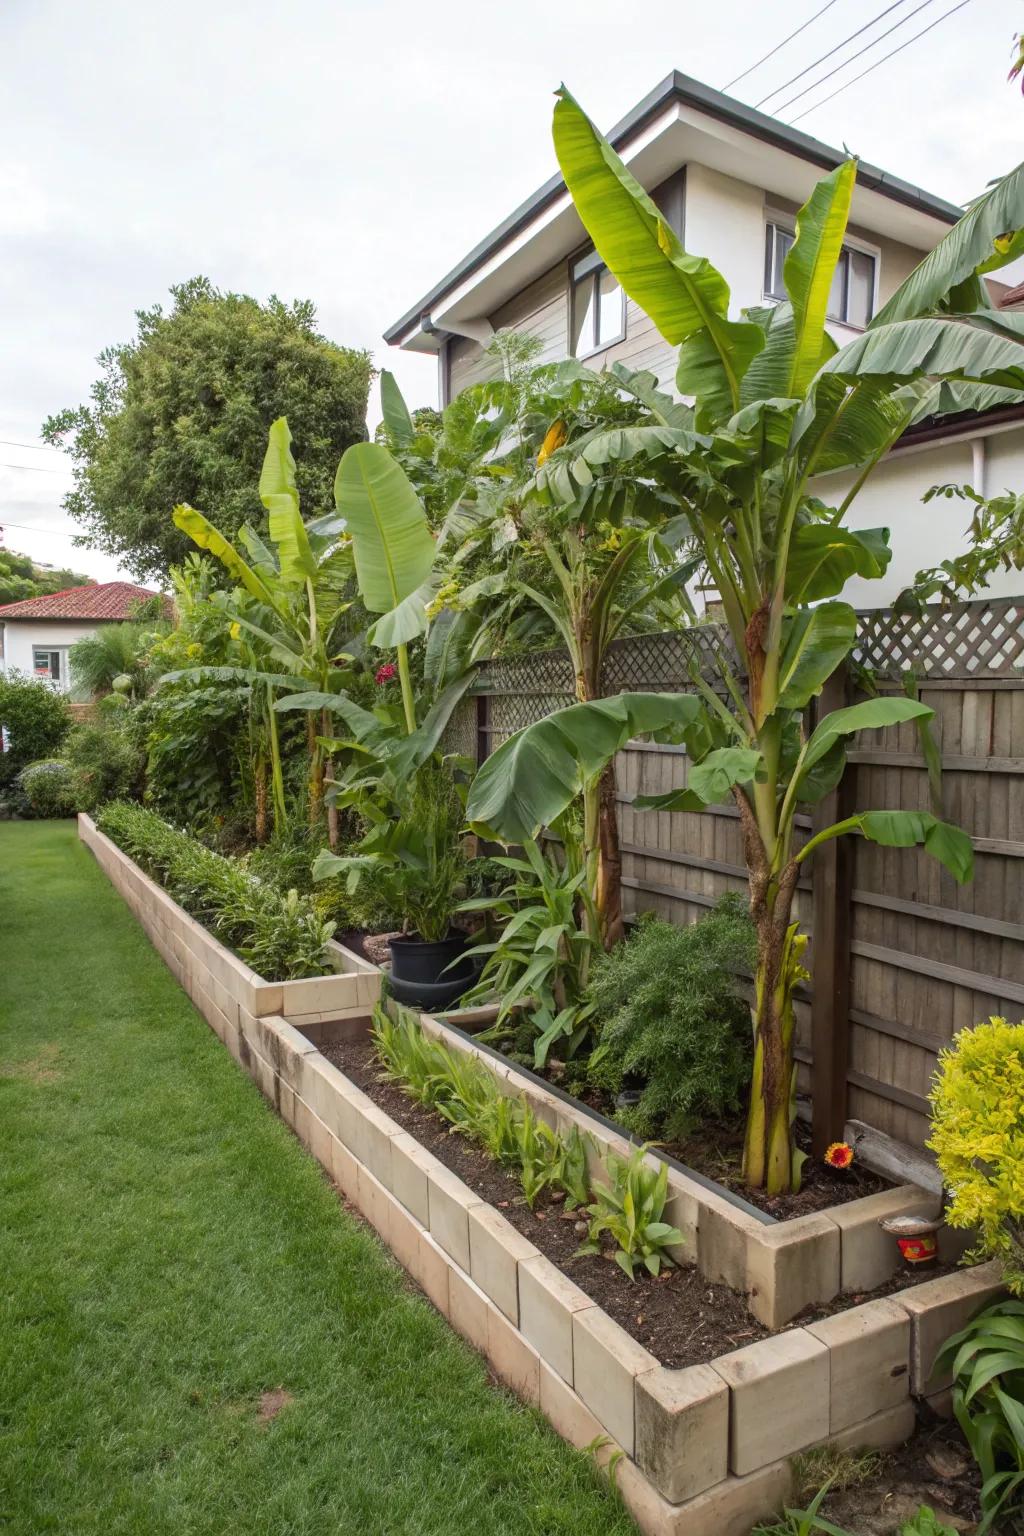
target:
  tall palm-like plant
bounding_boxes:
[468,90,1024,1193]
[70,617,167,699]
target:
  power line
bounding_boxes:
[0,437,64,454]
[754,0,915,107]
[0,520,77,537]
[721,0,843,92]
[774,0,940,115]
[0,461,68,475]
[790,0,973,122]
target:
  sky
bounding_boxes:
[2,0,1023,586]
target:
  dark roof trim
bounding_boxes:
[384,70,963,347]
[893,401,1024,450]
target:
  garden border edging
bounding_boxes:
[81,816,1007,1536]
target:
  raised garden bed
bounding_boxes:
[83,818,1008,1536]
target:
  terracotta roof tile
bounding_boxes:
[0,581,168,621]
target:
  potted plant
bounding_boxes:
[316,757,475,1007]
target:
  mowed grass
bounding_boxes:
[0,821,635,1536]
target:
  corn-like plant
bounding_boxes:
[933,1299,1024,1534]
[576,1143,684,1280]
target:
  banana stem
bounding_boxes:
[397,643,417,734]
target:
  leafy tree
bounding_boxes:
[466,89,1024,1193]
[42,278,373,582]
[0,548,91,606]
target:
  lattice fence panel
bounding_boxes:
[855,598,1024,679]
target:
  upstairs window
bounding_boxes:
[764,221,877,329]
[570,249,625,358]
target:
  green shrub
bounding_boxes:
[583,897,755,1140]
[0,673,70,787]
[95,801,334,981]
[63,705,145,813]
[576,1142,683,1279]
[929,1016,1024,1295]
[18,759,75,818]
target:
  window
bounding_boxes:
[32,648,62,683]
[764,221,877,329]
[570,249,625,357]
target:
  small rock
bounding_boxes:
[925,1444,970,1481]
[574,1220,588,1235]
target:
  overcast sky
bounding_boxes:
[2,0,1022,585]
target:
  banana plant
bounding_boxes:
[465,89,1024,1194]
[172,418,355,840]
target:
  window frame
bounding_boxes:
[568,246,627,360]
[31,646,66,686]
[763,212,881,332]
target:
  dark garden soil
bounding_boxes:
[322,1032,955,1372]
[814,1415,985,1534]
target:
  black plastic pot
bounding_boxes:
[385,967,479,1012]
[389,931,472,987]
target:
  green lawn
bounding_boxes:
[0,821,635,1536]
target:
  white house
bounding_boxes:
[0,581,164,694]
[384,70,1024,608]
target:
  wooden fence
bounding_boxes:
[461,597,1024,1154]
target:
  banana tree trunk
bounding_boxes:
[577,635,624,950]
[254,759,269,845]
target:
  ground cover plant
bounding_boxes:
[0,820,635,1536]
[95,800,334,981]
[935,1299,1024,1533]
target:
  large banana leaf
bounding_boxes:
[742,161,855,405]
[800,697,932,779]
[172,504,276,609]
[423,607,486,696]
[333,442,435,615]
[785,525,892,603]
[367,576,439,648]
[802,808,974,884]
[873,159,1024,326]
[819,316,1024,392]
[633,745,762,813]
[551,86,763,422]
[466,692,707,843]
[777,601,856,711]
[608,362,694,428]
[259,418,316,586]
[379,370,416,445]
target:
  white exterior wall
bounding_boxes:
[822,424,1024,607]
[0,620,107,692]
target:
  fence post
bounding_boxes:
[475,693,490,769]
[809,663,854,1157]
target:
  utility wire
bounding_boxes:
[0,520,77,537]
[789,0,973,122]
[774,0,939,115]
[0,437,64,453]
[721,0,843,92]
[0,461,68,474]
[754,0,915,106]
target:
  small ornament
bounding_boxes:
[879,1213,943,1267]
[824,1141,855,1170]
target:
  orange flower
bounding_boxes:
[824,1141,854,1169]
[537,419,568,466]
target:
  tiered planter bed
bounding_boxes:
[81,813,1006,1536]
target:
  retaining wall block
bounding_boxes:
[807,1296,910,1433]
[816,1399,917,1457]
[467,1204,538,1323]
[426,1163,483,1271]
[634,1363,730,1504]
[829,1185,942,1293]
[487,1301,541,1406]
[518,1254,595,1386]
[572,1306,658,1457]
[415,1230,451,1316]
[447,1266,492,1355]
[388,1131,435,1226]
[696,1195,764,1295]
[713,1327,830,1476]
[897,1260,1006,1395]
[745,1213,841,1329]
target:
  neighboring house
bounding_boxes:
[0,581,164,695]
[385,70,1024,608]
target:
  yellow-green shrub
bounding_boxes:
[929,1016,1024,1294]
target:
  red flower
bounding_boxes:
[824,1141,854,1170]
[375,663,397,686]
